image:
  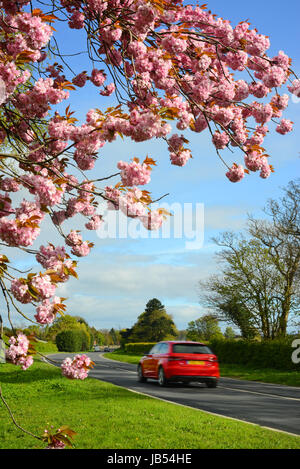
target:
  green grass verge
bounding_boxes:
[34,341,58,355]
[103,350,300,387]
[103,350,141,365]
[220,364,300,387]
[0,360,300,449]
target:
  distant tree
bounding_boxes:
[128,301,177,342]
[144,298,165,315]
[88,327,99,346]
[96,331,106,345]
[119,328,133,348]
[224,327,236,340]
[74,317,90,328]
[46,315,90,344]
[201,284,259,339]
[99,329,114,345]
[177,330,187,340]
[186,315,223,342]
[109,328,121,345]
[22,325,48,341]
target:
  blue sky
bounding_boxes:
[4,1,300,333]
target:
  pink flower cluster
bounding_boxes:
[16,78,69,119]
[276,119,293,135]
[0,200,44,247]
[140,210,164,231]
[105,184,165,230]
[105,185,147,218]
[0,62,30,96]
[36,244,76,282]
[167,134,191,167]
[21,173,64,207]
[11,278,31,304]
[85,214,102,230]
[212,131,230,150]
[244,152,264,172]
[288,79,300,98]
[66,230,92,257]
[11,273,55,302]
[117,160,151,186]
[61,354,93,380]
[0,192,13,217]
[226,164,245,183]
[5,11,53,52]
[5,334,33,370]
[0,177,20,193]
[35,297,61,325]
[90,69,106,87]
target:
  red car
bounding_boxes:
[137,341,220,388]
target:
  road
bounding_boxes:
[48,352,300,436]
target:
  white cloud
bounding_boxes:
[53,248,218,330]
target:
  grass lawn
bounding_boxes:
[1,359,300,449]
[103,350,142,365]
[103,350,300,387]
[220,364,300,387]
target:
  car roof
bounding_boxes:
[159,341,206,346]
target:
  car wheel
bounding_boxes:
[158,367,168,386]
[206,379,218,388]
[137,365,147,383]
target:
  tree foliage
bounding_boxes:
[128,299,178,342]
[186,314,223,342]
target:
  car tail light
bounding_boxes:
[208,356,218,362]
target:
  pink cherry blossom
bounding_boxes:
[35,297,61,325]
[5,334,33,370]
[226,164,245,183]
[276,119,293,135]
[61,354,93,380]
[117,160,151,186]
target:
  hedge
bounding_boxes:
[56,329,90,352]
[209,338,300,371]
[124,342,157,354]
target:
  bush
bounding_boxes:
[125,342,157,355]
[56,329,87,352]
[78,329,91,351]
[209,337,300,371]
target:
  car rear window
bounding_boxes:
[172,344,212,354]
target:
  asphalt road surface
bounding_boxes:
[48,352,300,436]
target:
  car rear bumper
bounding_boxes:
[167,375,219,383]
[165,364,220,380]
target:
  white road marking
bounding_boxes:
[219,385,300,402]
